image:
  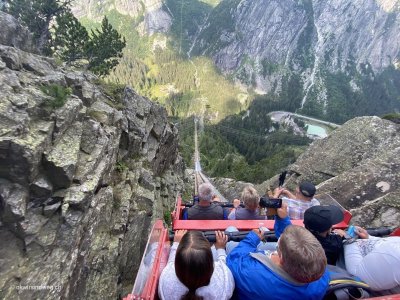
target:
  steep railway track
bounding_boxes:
[193,118,227,202]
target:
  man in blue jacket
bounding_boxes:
[227,204,329,300]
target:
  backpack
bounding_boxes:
[324,265,371,300]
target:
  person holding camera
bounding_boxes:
[273,181,320,219]
[228,186,268,220]
[227,204,329,300]
[158,230,234,300]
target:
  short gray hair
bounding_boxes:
[279,225,326,283]
[198,183,213,202]
[241,186,259,211]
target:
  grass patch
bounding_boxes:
[115,161,128,173]
[163,210,172,227]
[94,78,126,110]
[40,84,72,109]
[382,113,400,124]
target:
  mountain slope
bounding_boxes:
[193,0,400,121]
[71,0,400,123]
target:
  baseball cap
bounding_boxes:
[304,205,344,232]
[299,182,316,197]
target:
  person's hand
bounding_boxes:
[276,202,288,219]
[273,187,284,198]
[355,226,369,239]
[333,229,346,237]
[213,196,221,202]
[215,231,228,249]
[173,230,187,243]
[233,198,240,208]
[252,228,266,240]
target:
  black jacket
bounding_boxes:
[315,233,344,265]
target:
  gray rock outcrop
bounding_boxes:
[213,116,400,229]
[253,116,400,228]
[0,39,185,299]
[0,11,37,53]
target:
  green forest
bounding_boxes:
[5,0,399,183]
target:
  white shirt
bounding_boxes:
[344,236,400,291]
[158,242,235,300]
[282,197,320,219]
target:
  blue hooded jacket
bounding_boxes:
[227,216,329,300]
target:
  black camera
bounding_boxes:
[259,196,282,208]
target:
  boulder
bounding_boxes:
[19,51,55,76]
[0,41,186,299]
[0,12,37,53]
[0,45,22,70]
[30,175,53,198]
[16,210,48,243]
[349,191,400,228]
[44,121,83,189]
[87,101,116,126]
[43,202,61,217]
[53,96,83,141]
[0,179,28,223]
[80,119,102,154]
[0,121,54,184]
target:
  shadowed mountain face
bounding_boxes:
[71,0,400,123]
[192,0,400,119]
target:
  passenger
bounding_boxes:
[158,230,234,300]
[228,186,267,220]
[212,195,221,203]
[227,204,329,300]
[185,183,225,220]
[344,226,400,294]
[273,181,320,219]
[303,205,346,265]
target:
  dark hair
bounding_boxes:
[175,231,214,300]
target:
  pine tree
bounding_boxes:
[3,0,72,54]
[53,9,89,63]
[86,17,126,76]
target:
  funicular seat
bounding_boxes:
[173,196,352,231]
[124,196,400,300]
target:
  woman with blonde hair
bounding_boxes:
[228,186,267,220]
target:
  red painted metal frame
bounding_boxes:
[124,196,398,300]
[367,296,400,300]
[172,196,352,231]
[124,220,169,300]
[390,228,400,237]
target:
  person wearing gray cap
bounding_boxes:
[273,181,320,219]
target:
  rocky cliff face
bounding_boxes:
[0,26,185,299]
[71,0,172,35]
[193,0,400,109]
[196,0,400,72]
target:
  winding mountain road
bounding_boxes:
[268,111,341,128]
